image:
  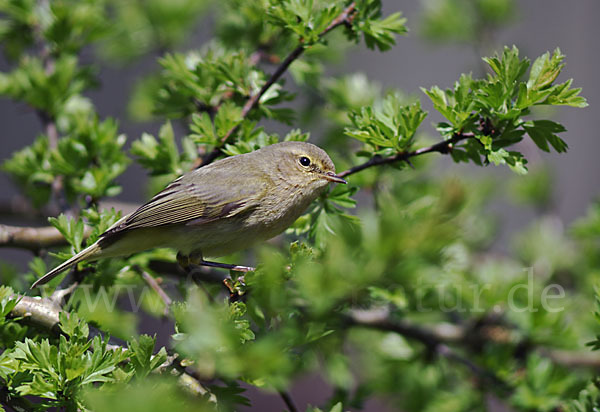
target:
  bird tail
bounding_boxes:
[31,242,102,288]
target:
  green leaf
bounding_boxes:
[352,2,407,51]
[128,335,166,378]
[327,184,358,209]
[544,79,588,108]
[189,112,217,145]
[345,94,427,151]
[422,74,476,130]
[131,121,184,176]
[284,128,310,142]
[2,135,53,207]
[358,11,407,51]
[214,101,243,139]
[483,45,529,90]
[48,214,85,252]
[523,120,568,153]
[528,48,564,92]
[59,312,89,340]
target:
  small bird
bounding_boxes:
[32,141,346,288]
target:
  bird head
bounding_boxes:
[261,141,347,190]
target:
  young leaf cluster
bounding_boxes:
[3,110,129,205]
[344,46,586,175]
[0,0,131,208]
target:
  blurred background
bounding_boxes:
[0,1,598,410]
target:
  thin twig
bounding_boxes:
[0,196,45,219]
[346,308,600,376]
[0,386,35,412]
[278,390,299,412]
[136,267,173,316]
[199,2,357,166]
[338,132,474,178]
[539,348,600,369]
[50,282,80,306]
[345,309,512,392]
[38,114,67,213]
[32,2,67,213]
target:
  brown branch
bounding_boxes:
[37,112,67,213]
[50,281,80,306]
[278,390,299,412]
[32,3,67,214]
[0,197,139,251]
[136,267,173,316]
[338,132,474,178]
[539,348,600,369]
[0,386,35,412]
[346,309,600,373]
[0,196,45,220]
[0,224,92,251]
[199,2,357,166]
[345,309,512,392]
[10,295,63,331]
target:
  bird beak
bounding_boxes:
[323,171,347,184]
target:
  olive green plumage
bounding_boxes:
[32,141,345,287]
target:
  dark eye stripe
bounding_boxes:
[299,156,311,166]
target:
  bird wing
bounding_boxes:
[102,165,268,236]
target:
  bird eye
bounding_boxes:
[299,156,311,167]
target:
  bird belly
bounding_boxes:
[175,219,266,258]
[97,227,179,258]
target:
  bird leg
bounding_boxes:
[177,252,255,272]
[195,260,255,272]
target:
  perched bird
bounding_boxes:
[32,141,346,288]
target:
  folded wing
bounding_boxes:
[102,165,268,238]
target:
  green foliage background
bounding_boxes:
[0,0,598,411]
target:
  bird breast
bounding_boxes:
[247,179,325,238]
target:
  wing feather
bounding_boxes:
[103,164,268,237]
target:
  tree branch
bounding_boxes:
[0,196,45,220]
[199,2,357,166]
[10,295,64,331]
[0,197,139,251]
[0,386,35,412]
[346,308,600,374]
[32,2,67,213]
[0,224,91,251]
[136,267,173,316]
[539,348,600,369]
[345,309,512,392]
[278,390,299,412]
[337,133,475,178]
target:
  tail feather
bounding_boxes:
[31,243,101,288]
